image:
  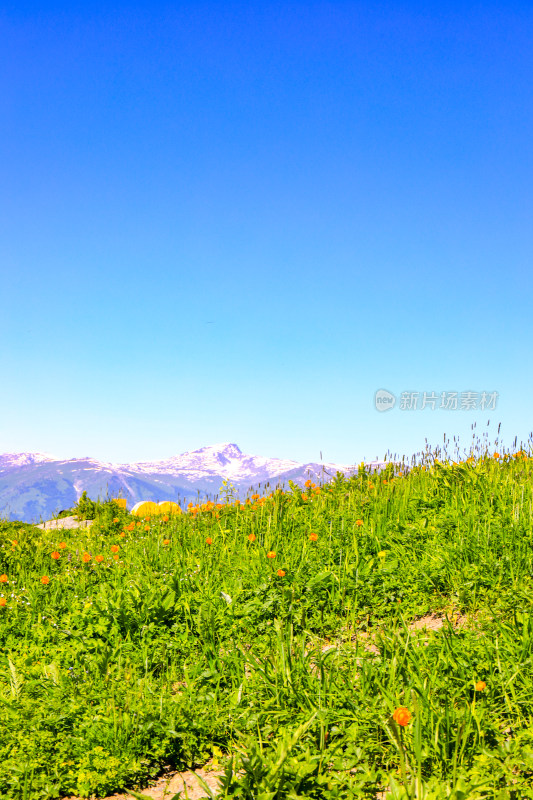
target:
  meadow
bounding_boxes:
[1,438,533,799]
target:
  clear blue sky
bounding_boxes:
[2,1,532,467]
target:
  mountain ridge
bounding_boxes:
[0,443,390,524]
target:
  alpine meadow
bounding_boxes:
[2,434,533,798]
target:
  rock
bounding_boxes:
[35,516,94,530]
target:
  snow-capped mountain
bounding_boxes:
[116,442,357,484]
[0,443,390,524]
[0,452,57,473]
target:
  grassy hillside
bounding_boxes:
[1,441,533,798]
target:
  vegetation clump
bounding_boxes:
[1,437,533,798]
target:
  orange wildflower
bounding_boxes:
[163,515,169,522]
[113,554,119,561]
[0,597,6,607]
[163,539,170,545]
[11,540,17,547]
[206,537,213,545]
[144,525,150,531]
[95,555,104,563]
[305,480,312,487]
[0,574,8,583]
[309,532,318,541]
[248,534,256,542]
[355,519,364,527]
[277,569,286,577]
[82,553,91,563]
[113,517,119,523]
[41,576,50,585]
[392,707,412,727]
[110,545,119,553]
[58,542,67,549]
[266,551,276,559]
[475,680,487,692]
[120,532,125,538]
[493,453,500,459]
[51,551,60,560]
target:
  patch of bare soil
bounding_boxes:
[62,760,225,800]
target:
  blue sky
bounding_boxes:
[2,1,532,467]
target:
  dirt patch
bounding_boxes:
[62,760,225,800]
[409,612,448,633]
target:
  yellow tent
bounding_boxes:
[131,501,161,517]
[158,501,182,515]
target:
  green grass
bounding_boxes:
[2,438,533,798]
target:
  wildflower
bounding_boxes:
[305,480,312,488]
[113,554,119,561]
[58,542,67,550]
[11,540,17,547]
[0,575,8,584]
[392,707,412,727]
[248,534,256,542]
[120,532,125,538]
[206,537,213,545]
[144,525,150,531]
[309,532,318,541]
[95,555,104,563]
[277,569,286,577]
[493,453,500,459]
[0,598,6,607]
[355,519,364,527]
[82,553,91,563]
[110,545,119,553]
[51,551,60,560]
[163,539,170,545]
[378,550,387,558]
[113,517,119,523]
[475,680,487,692]
[163,515,169,522]
[127,523,135,531]
[266,551,276,559]
[368,483,374,489]
[41,576,50,585]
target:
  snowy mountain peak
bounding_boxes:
[0,452,57,471]
[187,442,243,458]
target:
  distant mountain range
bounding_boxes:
[0,443,390,524]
